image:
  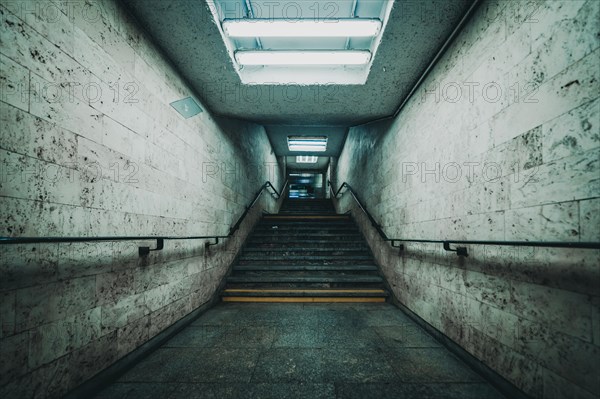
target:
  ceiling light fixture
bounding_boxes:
[296,156,319,164]
[223,19,382,38]
[170,97,203,119]
[288,136,328,152]
[237,51,371,66]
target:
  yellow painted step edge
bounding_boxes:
[224,289,386,293]
[264,216,349,219]
[222,297,386,303]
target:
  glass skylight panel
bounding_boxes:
[223,19,382,38]
[288,136,328,152]
[236,50,371,66]
[210,0,393,84]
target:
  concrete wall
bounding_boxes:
[0,0,282,398]
[335,1,599,398]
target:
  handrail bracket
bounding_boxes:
[139,238,165,257]
[443,242,468,257]
[390,240,404,250]
[205,237,220,248]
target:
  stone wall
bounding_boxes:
[0,0,282,397]
[335,1,599,398]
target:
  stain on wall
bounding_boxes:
[0,0,282,397]
[335,1,600,398]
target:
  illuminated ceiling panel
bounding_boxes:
[209,0,393,84]
[288,136,328,152]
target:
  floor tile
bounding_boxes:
[94,382,177,399]
[119,347,260,383]
[322,347,399,383]
[386,348,483,383]
[375,325,442,349]
[93,303,506,399]
[251,348,324,383]
[168,383,336,399]
[335,382,506,399]
[163,326,225,348]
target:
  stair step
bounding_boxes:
[238,260,374,266]
[258,222,355,227]
[264,215,347,220]
[250,233,363,238]
[255,226,358,230]
[222,288,388,297]
[226,275,383,284]
[279,205,334,207]
[277,212,337,216]
[244,246,368,251]
[278,208,337,215]
[246,240,367,247]
[222,297,386,303]
[221,198,385,301]
[260,219,350,223]
[239,255,373,261]
[221,288,389,302]
[241,252,370,259]
[253,230,360,236]
[233,265,378,272]
[257,227,356,232]
[243,247,369,253]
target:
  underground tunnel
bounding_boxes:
[0,0,599,398]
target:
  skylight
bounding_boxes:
[223,19,382,38]
[296,156,319,164]
[236,50,371,66]
[209,0,394,85]
[288,136,328,152]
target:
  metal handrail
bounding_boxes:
[228,180,286,235]
[0,180,287,256]
[329,181,600,256]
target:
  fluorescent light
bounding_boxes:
[288,136,327,152]
[236,51,371,66]
[296,156,319,164]
[223,19,382,38]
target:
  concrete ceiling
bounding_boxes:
[122,0,474,128]
[286,156,330,171]
[266,125,347,157]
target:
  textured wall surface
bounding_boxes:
[335,1,599,398]
[0,0,282,397]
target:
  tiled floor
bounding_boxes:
[94,303,507,399]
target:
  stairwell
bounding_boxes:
[221,198,389,303]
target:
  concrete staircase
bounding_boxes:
[221,198,389,303]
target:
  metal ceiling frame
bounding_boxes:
[243,0,263,49]
[223,0,382,63]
